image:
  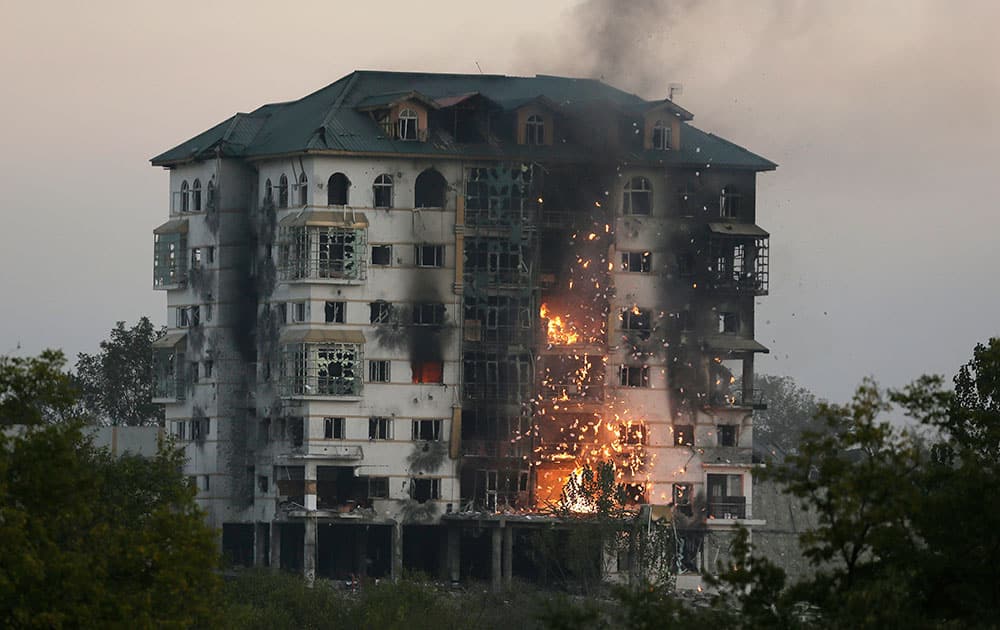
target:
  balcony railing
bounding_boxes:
[707,496,747,519]
[709,389,766,410]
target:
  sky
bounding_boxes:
[0,0,997,404]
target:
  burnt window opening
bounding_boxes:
[623,176,652,215]
[465,168,490,211]
[370,300,393,324]
[278,174,289,208]
[278,225,365,280]
[414,169,447,208]
[718,424,738,447]
[179,180,190,213]
[412,419,442,441]
[673,483,693,516]
[652,120,671,150]
[368,360,391,383]
[415,244,445,267]
[619,365,650,388]
[525,114,545,145]
[621,307,652,339]
[288,417,304,447]
[274,465,305,505]
[413,303,445,326]
[720,188,742,219]
[621,251,651,273]
[398,108,418,141]
[192,179,202,211]
[373,174,393,208]
[623,483,647,505]
[282,342,363,397]
[371,244,392,266]
[369,477,390,499]
[412,361,443,384]
[619,422,647,445]
[369,416,392,440]
[259,419,271,445]
[324,301,345,323]
[191,247,202,270]
[258,474,269,494]
[296,172,308,206]
[324,416,345,440]
[677,253,695,277]
[410,478,440,503]
[673,424,694,446]
[719,312,739,334]
[327,172,350,206]
[202,360,213,379]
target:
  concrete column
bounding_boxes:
[391,522,403,582]
[502,525,513,588]
[491,527,502,592]
[269,522,281,570]
[304,518,317,586]
[447,525,461,583]
[304,462,317,511]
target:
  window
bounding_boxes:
[720,187,741,218]
[718,312,739,334]
[292,302,308,323]
[410,478,440,503]
[371,244,392,266]
[324,301,345,323]
[619,365,650,387]
[176,306,200,328]
[673,424,694,446]
[278,174,289,208]
[191,418,209,440]
[180,180,190,212]
[673,483,693,516]
[275,302,288,325]
[619,422,646,445]
[202,360,213,379]
[413,303,445,326]
[369,416,392,440]
[176,420,186,440]
[206,180,215,210]
[677,253,694,277]
[373,174,393,208]
[264,178,273,204]
[207,246,215,264]
[369,300,392,324]
[327,172,350,206]
[679,310,694,332]
[525,114,545,145]
[202,475,210,491]
[191,248,202,269]
[315,345,360,396]
[415,244,444,267]
[258,475,269,493]
[718,424,738,447]
[192,179,202,211]
[412,419,442,441]
[652,120,671,150]
[398,108,418,141]
[414,169,447,208]
[621,307,652,338]
[368,360,391,383]
[623,176,652,215]
[621,251,651,273]
[369,477,390,499]
[324,417,345,440]
[411,361,443,384]
[297,172,308,206]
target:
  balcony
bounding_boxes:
[707,496,747,520]
[152,222,188,290]
[708,388,766,410]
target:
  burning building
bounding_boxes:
[150,70,775,587]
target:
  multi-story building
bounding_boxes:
[151,71,775,586]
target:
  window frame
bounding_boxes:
[525,114,545,145]
[373,174,393,209]
[368,416,392,440]
[368,359,391,383]
[398,108,418,141]
[623,176,653,216]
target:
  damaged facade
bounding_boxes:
[151,71,775,587]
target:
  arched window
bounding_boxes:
[398,108,418,141]
[373,174,393,209]
[264,179,273,205]
[206,179,216,210]
[192,179,202,211]
[414,169,447,208]
[327,173,350,206]
[623,176,652,215]
[297,172,308,206]
[652,120,670,150]
[180,180,190,213]
[525,114,545,145]
[278,174,289,208]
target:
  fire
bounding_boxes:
[539,303,580,345]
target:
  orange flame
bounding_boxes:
[540,303,580,345]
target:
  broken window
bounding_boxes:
[369,416,392,440]
[317,346,360,395]
[370,244,392,266]
[415,244,444,267]
[672,483,693,516]
[718,312,739,334]
[368,476,390,499]
[180,180,190,213]
[621,307,652,339]
[619,365,650,388]
[652,120,671,150]
[673,424,694,446]
[465,168,490,211]
[720,187,741,218]
[324,417,345,439]
[621,251,651,273]
[623,176,652,215]
[282,342,363,397]
[278,174,289,208]
[411,361,443,384]
[153,348,184,401]
[619,422,647,445]
[412,303,445,326]
[278,225,365,280]
[525,114,545,145]
[192,179,202,211]
[410,478,440,503]
[414,169,447,208]
[369,300,392,324]
[373,174,393,208]
[623,483,647,505]
[327,172,350,205]
[368,360,390,383]
[412,419,442,441]
[324,301,345,323]
[153,232,186,288]
[717,424,738,447]
[398,108,418,141]
[296,172,308,206]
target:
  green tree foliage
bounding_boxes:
[0,351,220,628]
[75,317,164,426]
[753,373,823,459]
[0,350,80,427]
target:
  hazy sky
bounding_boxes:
[1,0,997,403]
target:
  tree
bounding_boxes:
[0,350,220,628]
[752,373,823,459]
[75,317,164,426]
[0,349,80,427]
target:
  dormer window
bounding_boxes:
[652,120,671,151]
[525,115,545,145]
[398,108,418,141]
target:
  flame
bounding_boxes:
[539,303,580,345]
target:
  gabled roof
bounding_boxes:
[151,70,775,171]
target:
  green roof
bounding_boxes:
[151,70,776,171]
